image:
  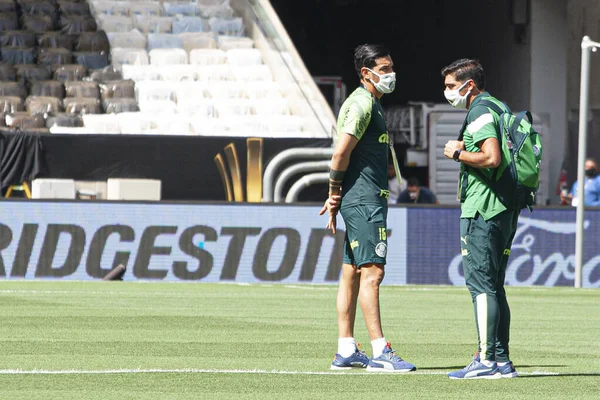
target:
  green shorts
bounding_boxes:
[340,204,388,267]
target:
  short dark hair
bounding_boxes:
[407,177,420,187]
[354,44,390,79]
[441,59,485,90]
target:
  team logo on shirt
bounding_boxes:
[375,242,387,257]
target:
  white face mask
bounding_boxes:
[367,68,396,94]
[444,80,472,109]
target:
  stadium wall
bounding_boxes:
[0,202,599,287]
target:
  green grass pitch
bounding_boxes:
[0,281,598,399]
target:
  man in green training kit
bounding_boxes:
[319,44,415,373]
[441,59,519,379]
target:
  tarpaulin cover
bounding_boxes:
[91,1,129,17]
[53,64,87,81]
[107,30,147,49]
[0,81,27,98]
[18,0,58,17]
[57,1,90,16]
[21,15,55,32]
[0,128,45,190]
[179,32,216,52]
[0,0,16,13]
[25,95,61,114]
[59,15,96,34]
[98,15,133,32]
[73,51,108,69]
[75,30,109,52]
[0,64,16,80]
[1,47,36,64]
[88,66,121,82]
[37,47,72,65]
[99,79,135,100]
[5,112,45,128]
[65,81,99,98]
[0,31,36,48]
[0,96,24,113]
[208,17,243,37]
[164,2,198,16]
[45,112,82,127]
[172,17,203,34]
[15,64,51,82]
[0,12,19,32]
[30,80,65,98]
[37,32,74,49]
[103,97,138,113]
[63,96,101,114]
[147,33,183,50]
[129,2,163,17]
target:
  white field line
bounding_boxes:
[0,368,560,376]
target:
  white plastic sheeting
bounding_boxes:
[226,48,262,66]
[217,35,253,50]
[231,65,272,82]
[135,16,173,33]
[138,99,177,114]
[209,17,243,36]
[111,48,149,68]
[172,17,203,34]
[149,48,188,65]
[122,64,160,81]
[107,30,147,49]
[189,48,226,65]
[179,32,217,51]
[82,114,121,133]
[135,81,176,102]
[98,15,134,32]
[147,33,183,50]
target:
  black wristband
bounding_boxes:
[453,149,462,162]
[329,169,346,182]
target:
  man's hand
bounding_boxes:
[319,195,341,234]
[444,140,465,159]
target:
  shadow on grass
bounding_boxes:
[520,373,600,378]
[419,365,568,371]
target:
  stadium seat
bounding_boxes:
[75,31,110,52]
[209,17,243,36]
[179,32,216,51]
[65,81,100,98]
[53,64,88,81]
[25,95,62,114]
[129,2,163,17]
[6,112,45,128]
[103,97,139,113]
[156,65,197,81]
[121,64,160,81]
[99,79,136,100]
[82,113,120,133]
[138,99,177,114]
[63,97,102,114]
[197,0,234,19]
[196,65,233,81]
[189,49,226,65]
[176,99,216,117]
[30,80,65,99]
[88,66,122,82]
[38,47,73,65]
[204,81,245,99]
[0,81,27,98]
[1,47,36,65]
[0,64,16,81]
[46,113,84,128]
[214,98,254,117]
[172,17,203,34]
[107,30,147,49]
[97,15,134,32]
[91,1,130,17]
[147,33,183,50]
[226,48,262,66]
[135,15,173,34]
[217,35,253,50]
[174,82,208,103]
[111,48,149,68]
[149,48,188,65]
[15,65,51,83]
[1,31,37,48]
[74,51,109,69]
[135,81,175,102]
[38,32,75,50]
[231,65,273,81]
[163,2,198,17]
[0,96,23,113]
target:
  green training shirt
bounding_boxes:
[336,86,389,208]
[460,92,507,220]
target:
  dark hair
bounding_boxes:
[354,44,390,79]
[407,177,420,187]
[441,59,485,90]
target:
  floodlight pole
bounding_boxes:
[575,36,600,288]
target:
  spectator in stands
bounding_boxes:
[397,177,437,204]
[387,159,406,204]
[560,158,600,207]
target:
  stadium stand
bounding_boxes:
[0,0,333,137]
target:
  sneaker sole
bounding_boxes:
[449,372,502,380]
[330,365,366,370]
[366,366,416,373]
[501,372,518,378]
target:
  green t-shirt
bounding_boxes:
[336,87,389,208]
[460,92,507,220]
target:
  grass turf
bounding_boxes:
[0,281,598,399]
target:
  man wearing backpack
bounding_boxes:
[440,59,522,379]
